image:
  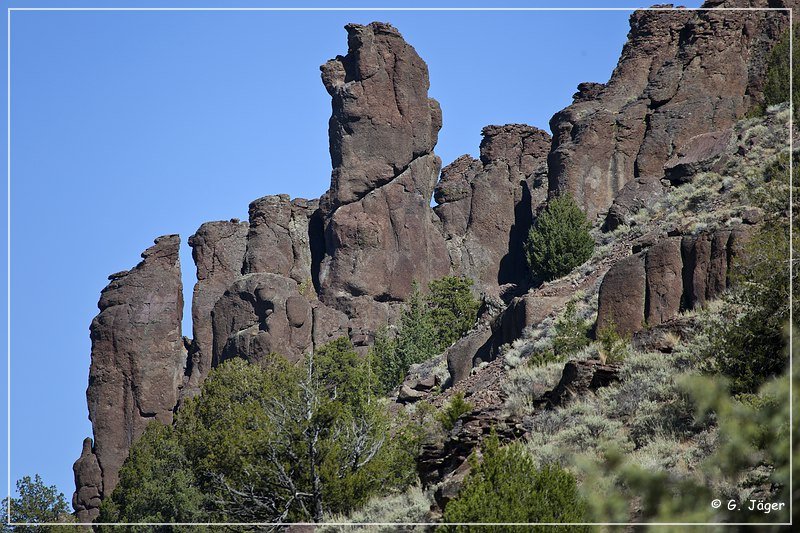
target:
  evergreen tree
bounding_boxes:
[2,475,76,532]
[441,433,589,531]
[762,24,799,120]
[103,342,419,525]
[525,194,595,281]
[427,276,480,349]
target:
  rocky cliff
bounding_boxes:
[73,2,792,519]
[548,3,788,222]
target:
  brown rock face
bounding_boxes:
[538,359,622,409]
[243,195,321,285]
[82,235,186,501]
[603,177,666,232]
[597,253,647,337]
[548,4,788,220]
[434,125,551,288]
[321,22,442,208]
[72,438,102,523]
[318,22,450,304]
[599,228,749,336]
[211,273,313,365]
[445,326,494,385]
[418,406,524,493]
[645,237,684,326]
[185,220,249,398]
[498,293,571,349]
[320,154,450,302]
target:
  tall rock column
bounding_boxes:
[74,235,187,516]
[318,22,450,309]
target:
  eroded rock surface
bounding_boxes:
[81,235,186,501]
[598,228,750,336]
[435,125,550,289]
[321,22,442,209]
[243,195,321,285]
[185,220,249,398]
[318,22,450,306]
[212,273,313,364]
[418,407,525,505]
[548,4,789,220]
[72,438,102,523]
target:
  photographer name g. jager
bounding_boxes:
[745,500,785,513]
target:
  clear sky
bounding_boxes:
[2,0,704,503]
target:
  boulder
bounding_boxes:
[538,359,622,408]
[446,326,494,385]
[664,129,734,184]
[498,293,571,348]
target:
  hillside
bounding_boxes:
[44,1,797,528]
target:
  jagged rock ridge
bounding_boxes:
[73,3,792,519]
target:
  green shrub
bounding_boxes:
[525,194,595,281]
[441,433,589,531]
[371,277,480,395]
[98,423,205,529]
[762,24,799,120]
[436,392,473,431]
[2,475,76,531]
[597,321,628,364]
[702,222,792,393]
[427,276,480,348]
[369,328,402,395]
[552,301,591,357]
[104,340,420,525]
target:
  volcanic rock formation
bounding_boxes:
[435,124,551,289]
[76,235,186,517]
[597,227,752,337]
[318,22,450,306]
[548,4,788,221]
[74,3,793,519]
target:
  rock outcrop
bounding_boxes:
[320,22,442,209]
[318,22,450,305]
[434,125,551,289]
[72,438,102,523]
[184,220,249,399]
[76,235,186,508]
[242,195,321,284]
[73,6,792,519]
[597,228,751,336]
[418,407,525,507]
[537,359,622,409]
[548,4,788,221]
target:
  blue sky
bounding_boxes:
[2,0,703,503]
